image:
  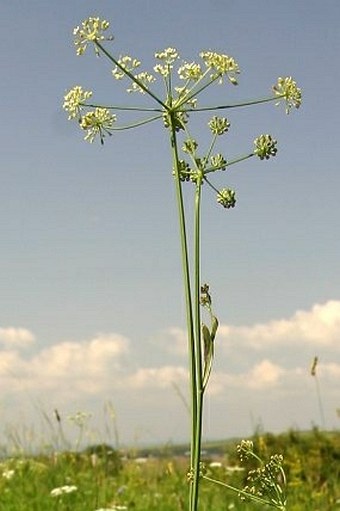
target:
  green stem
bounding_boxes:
[184,94,283,112]
[110,115,163,131]
[204,152,253,176]
[190,177,204,511]
[168,113,197,480]
[83,103,163,112]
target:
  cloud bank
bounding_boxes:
[218,300,340,349]
[1,300,340,442]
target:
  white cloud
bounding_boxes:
[219,300,340,350]
[2,304,340,444]
[127,365,188,389]
[157,301,340,360]
[0,333,130,396]
[208,359,286,395]
[0,350,25,376]
[246,359,285,388]
[318,362,340,379]
[0,327,35,348]
[33,333,129,378]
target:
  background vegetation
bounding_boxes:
[1,428,339,510]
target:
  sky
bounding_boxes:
[1,0,340,450]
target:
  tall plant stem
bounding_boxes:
[168,114,197,483]
[190,178,204,511]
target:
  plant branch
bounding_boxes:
[204,152,253,176]
[110,115,162,130]
[83,103,164,112]
[95,40,168,109]
[184,94,283,112]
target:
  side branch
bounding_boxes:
[95,41,168,109]
[183,95,283,112]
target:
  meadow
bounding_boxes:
[1,428,339,511]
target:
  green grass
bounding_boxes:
[0,429,339,510]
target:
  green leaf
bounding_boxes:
[202,323,211,363]
[211,315,218,342]
[202,323,214,390]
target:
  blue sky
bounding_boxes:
[1,0,340,448]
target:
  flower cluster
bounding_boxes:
[237,440,255,462]
[80,108,116,144]
[210,154,227,171]
[154,47,179,76]
[273,76,302,114]
[182,138,198,155]
[63,88,117,144]
[241,454,286,506]
[50,485,78,497]
[63,86,92,119]
[200,51,240,84]
[174,160,191,182]
[126,71,156,93]
[236,440,287,509]
[178,62,202,82]
[112,55,141,80]
[2,469,15,480]
[254,134,278,160]
[73,17,113,55]
[111,56,155,94]
[217,188,236,208]
[208,116,230,135]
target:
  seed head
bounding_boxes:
[217,188,236,209]
[208,116,230,136]
[210,154,227,171]
[254,134,278,160]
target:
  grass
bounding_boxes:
[1,428,339,510]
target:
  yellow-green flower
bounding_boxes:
[63,86,92,119]
[273,76,302,114]
[126,72,156,93]
[73,17,113,56]
[200,51,239,84]
[208,116,230,135]
[254,134,278,160]
[173,159,191,182]
[155,47,179,64]
[182,138,198,155]
[112,55,141,80]
[154,48,179,77]
[210,154,227,171]
[217,188,236,208]
[80,108,116,144]
[178,62,202,81]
